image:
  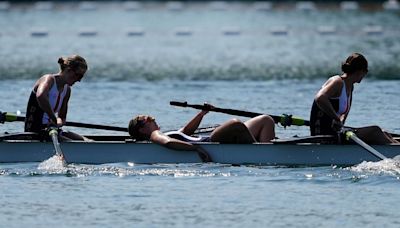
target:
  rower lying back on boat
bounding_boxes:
[1,133,399,166]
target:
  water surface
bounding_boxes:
[1,2,400,227]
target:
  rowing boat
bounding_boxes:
[1,133,399,166]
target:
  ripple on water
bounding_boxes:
[348,156,400,178]
[0,163,235,178]
[1,159,400,184]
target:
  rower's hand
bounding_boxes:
[331,119,343,132]
[56,117,64,127]
[49,118,63,128]
[202,102,215,115]
[46,126,61,136]
[195,145,212,163]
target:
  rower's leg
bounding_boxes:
[383,131,400,143]
[355,126,398,144]
[244,115,275,142]
[211,119,255,144]
[62,131,93,141]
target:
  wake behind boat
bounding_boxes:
[1,133,399,166]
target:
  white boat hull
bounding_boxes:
[1,139,399,166]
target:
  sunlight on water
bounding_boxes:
[349,156,400,177]
[3,160,400,180]
[1,2,399,227]
[305,173,313,179]
[0,163,235,178]
[64,164,233,178]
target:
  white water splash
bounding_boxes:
[305,174,313,179]
[37,155,67,173]
[45,164,232,178]
[350,156,400,176]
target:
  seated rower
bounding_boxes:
[24,55,91,141]
[310,53,398,144]
[128,107,276,162]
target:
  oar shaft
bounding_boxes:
[49,129,63,157]
[170,101,310,127]
[65,121,127,132]
[47,128,67,166]
[3,112,25,122]
[2,112,127,132]
[345,131,387,160]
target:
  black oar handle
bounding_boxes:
[170,101,310,127]
[65,121,127,132]
[170,101,209,110]
[0,111,5,123]
[170,101,271,118]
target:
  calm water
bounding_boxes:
[1,2,400,227]
[1,162,400,227]
[1,80,400,227]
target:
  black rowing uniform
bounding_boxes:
[310,76,351,136]
[24,76,68,133]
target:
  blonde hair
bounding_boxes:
[58,55,88,72]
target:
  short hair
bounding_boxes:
[128,115,148,141]
[341,53,368,74]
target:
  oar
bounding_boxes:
[65,121,127,132]
[344,130,387,160]
[170,101,310,127]
[1,110,219,135]
[1,111,127,132]
[170,101,400,137]
[47,127,67,165]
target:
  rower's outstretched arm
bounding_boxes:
[150,130,212,162]
[180,110,209,135]
[151,130,197,150]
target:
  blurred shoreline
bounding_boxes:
[1,0,399,81]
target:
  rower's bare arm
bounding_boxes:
[315,78,342,121]
[180,109,209,135]
[150,131,212,162]
[36,75,57,124]
[151,130,196,151]
[58,87,71,126]
[151,130,204,151]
